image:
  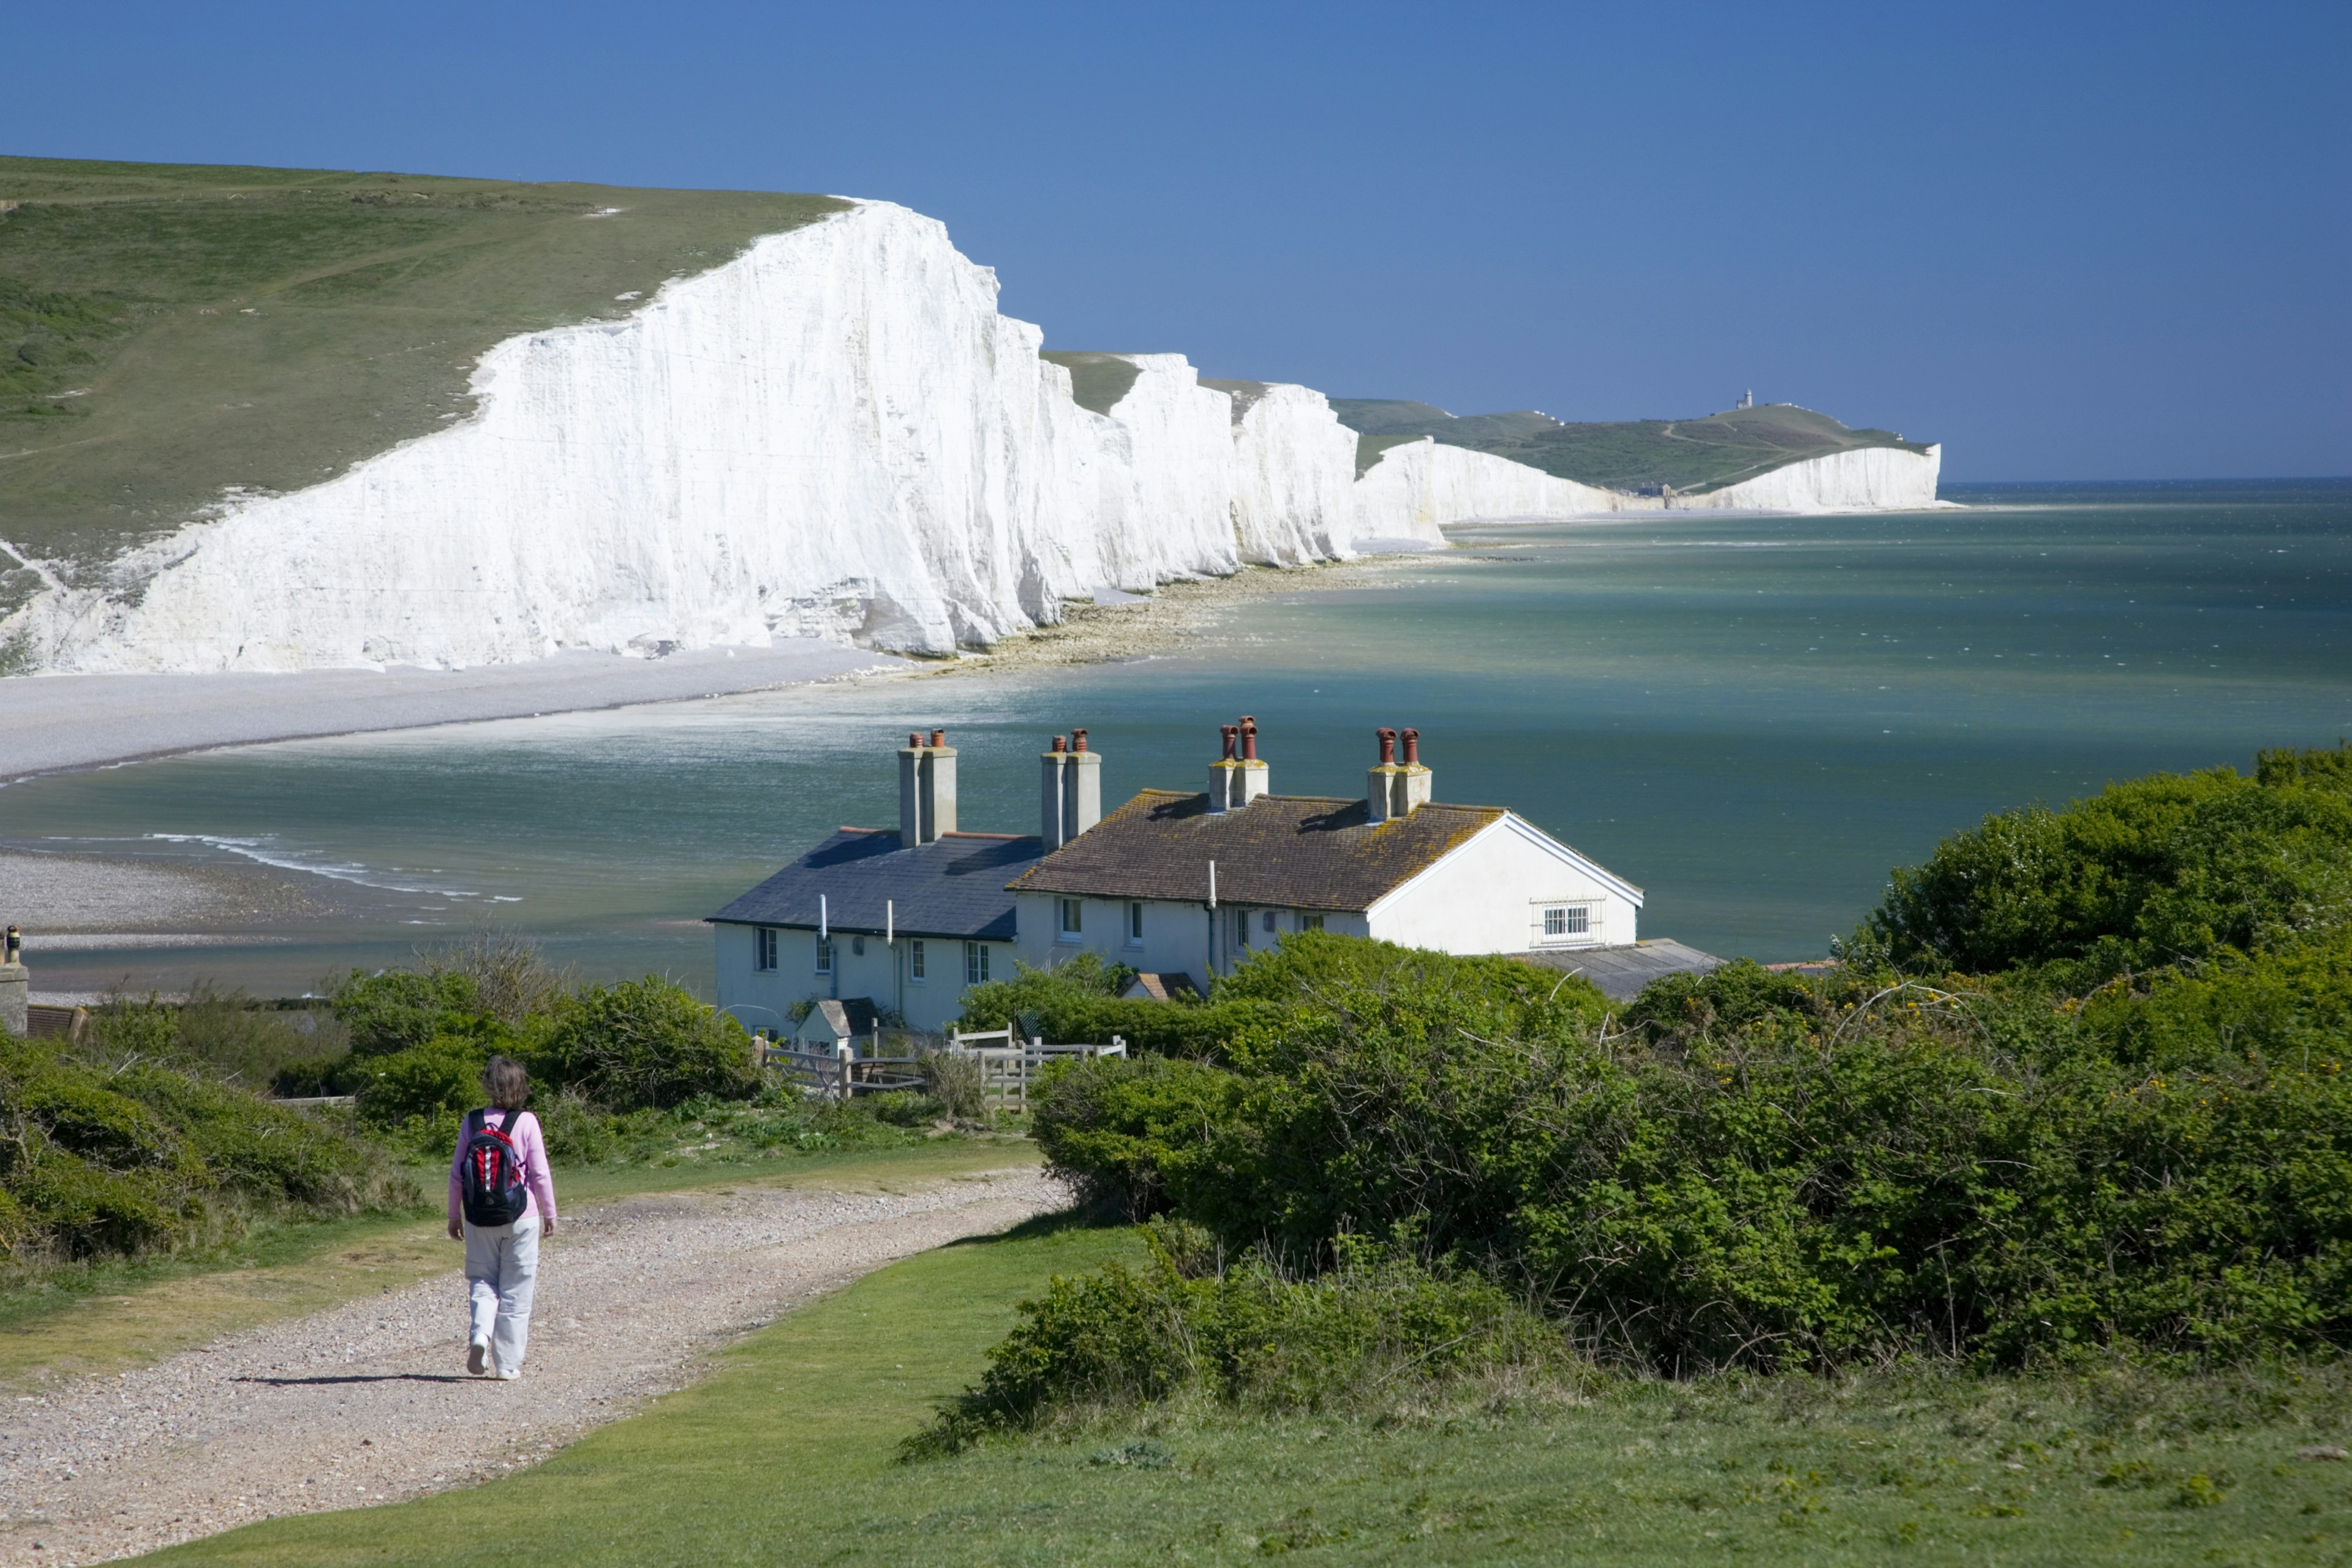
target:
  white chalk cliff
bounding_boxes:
[1350,434,1947,535]
[4,200,1943,674]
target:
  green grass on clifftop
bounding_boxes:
[0,155,844,609]
[1330,398,1930,494]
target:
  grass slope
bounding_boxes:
[0,1139,1033,1391]
[133,1222,2348,1568]
[1040,350,1144,416]
[0,155,844,616]
[1329,398,1930,495]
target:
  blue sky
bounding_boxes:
[9,1,2346,480]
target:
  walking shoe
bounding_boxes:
[496,1366,521,1381]
[467,1341,489,1377]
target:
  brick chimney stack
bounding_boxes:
[1396,728,1432,814]
[899,729,958,845]
[1208,723,1239,813]
[1366,728,1403,823]
[1232,716,1269,807]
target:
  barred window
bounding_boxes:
[965,941,991,986]
[754,927,778,971]
[910,938,927,981]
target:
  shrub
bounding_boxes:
[535,977,758,1110]
[921,1050,988,1122]
[330,969,490,1058]
[905,1236,1562,1457]
[1860,744,2352,979]
[1030,1054,1249,1219]
[352,1035,493,1129]
[0,1036,398,1263]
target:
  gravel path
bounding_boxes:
[0,1167,1065,1566]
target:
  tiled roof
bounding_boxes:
[1006,791,1504,911]
[709,829,1039,941]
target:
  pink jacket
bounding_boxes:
[448,1108,559,1230]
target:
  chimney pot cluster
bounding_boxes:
[1041,727,1102,850]
[1209,717,1270,812]
[1366,726,1432,823]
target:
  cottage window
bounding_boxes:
[1262,910,1278,935]
[815,937,833,974]
[1302,914,1325,932]
[1058,898,1083,940]
[1127,902,1145,944]
[1233,908,1250,948]
[754,927,778,971]
[965,941,991,985]
[910,938,927,981]
[1536,904,1591,943]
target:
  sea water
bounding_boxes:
[3,480,2346,998]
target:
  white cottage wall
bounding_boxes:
[1364,816,1640,955]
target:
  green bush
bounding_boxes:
[351,1035,493,1129]
[330,969,491,1058]
[905,1234,1561,1456]
[1033,941,2352,1370]
[0,1036,398,1263]
[536,977,758,1110]
[956,949,1289,1060]
[1860,743,2352,980]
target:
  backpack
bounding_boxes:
[458,1109,532,1227]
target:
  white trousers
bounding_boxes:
[462,1210,540,1374]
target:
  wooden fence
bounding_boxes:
[751,1027,1127,1110]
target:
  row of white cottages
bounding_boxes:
[709,722,1717,1040]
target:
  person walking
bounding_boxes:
[447,1055,558,1380]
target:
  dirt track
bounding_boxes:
[0,1167,1063,1566]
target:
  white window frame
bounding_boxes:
[965,941,991,986]
[1301,913,1325,932]
[1126,901,1145,946]
[815,936,833,974]
[1532,902,1594,946]
[909,938,927,982]
[1232,908,1251,949]
[753,927,778,971]
[1057,897,1083,942]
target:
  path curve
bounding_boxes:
[0,1167,1064,1566]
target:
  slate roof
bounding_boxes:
[799,997,884,1042]
[709,829,1040,940]
[1511,939,1724,1001]
[1006,791,1506,911]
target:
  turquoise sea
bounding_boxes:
[4,480,2346,998]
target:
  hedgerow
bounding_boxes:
[1022,747,2352,1375]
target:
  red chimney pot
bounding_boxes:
[930,729,946,748]
[1051,735,1066,753]
[1220,724,1238,761]
[1239,716,1258,762]
[1072,728,1088,752]
[1401,728,1420,765]
[1376,727,1396,765]
[908,731,921,748]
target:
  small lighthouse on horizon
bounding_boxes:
[1737,388,1754,410]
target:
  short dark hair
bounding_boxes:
[481,1055,530,1111]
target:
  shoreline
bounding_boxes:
[0,555,1437,782]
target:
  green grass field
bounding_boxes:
[0,155,843,619]
[126,1216,2352,1568]
[1329,398,1929,494]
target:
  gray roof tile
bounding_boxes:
[709,829,1039,940]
